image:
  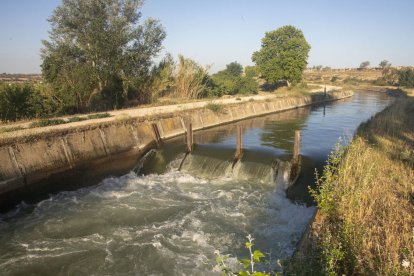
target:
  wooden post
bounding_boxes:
[235,125,243,159]
[186,122,193,153]
[151,123,161,145]
[232,125,243,168]
[293,130,301,163]
[290,129,302,183]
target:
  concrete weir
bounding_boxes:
[0,91,352,202]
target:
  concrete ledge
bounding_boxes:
[0,90,353,196]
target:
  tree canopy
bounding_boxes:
[41,0,166,111]
[225,62,243,77]
[252,25,310,85]
[379,60,391,69]
[359,61,370,70]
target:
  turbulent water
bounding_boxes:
[0,166,312,275]
[0,91,393,275]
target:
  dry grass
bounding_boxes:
[288,95,414,275]
[334,137,413,274]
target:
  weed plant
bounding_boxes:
[87,113,111,120]
[29,119,67,128]
[206,102,224,113]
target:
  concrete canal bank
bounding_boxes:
[0,90,352,200]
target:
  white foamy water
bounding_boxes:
[0,169,314,275]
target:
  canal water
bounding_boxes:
[0,91,392,275]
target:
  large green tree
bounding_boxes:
[41,0,165,111]
[252,25,310,85]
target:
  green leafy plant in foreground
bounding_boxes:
[310,140,345,217]
[215,234,279,276]
[308,141,347,275]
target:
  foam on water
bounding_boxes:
[0,169,314,275]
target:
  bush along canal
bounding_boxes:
[0,91,393,275]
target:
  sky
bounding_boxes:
[1,0,414,74]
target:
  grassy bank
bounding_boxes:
[288,91,414,275]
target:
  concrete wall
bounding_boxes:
[0,91,352,196]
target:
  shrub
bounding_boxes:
[87,113,111,120]
[0,84,32,121]
[237,76,258,95]
[245,66,259,79]
[206,102,224,113]
[372,78,388,86]
[67,116,88,122]
[398,69,414,87]
[343,77,363,85]
[0,83,57,122]
[210,69,258,96]
[30,119,67,128]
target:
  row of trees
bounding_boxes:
[1,0,312,122]
[39,0,266,113]
[0,57,259,121]
[313,60,393,70]
[360,60,398,70]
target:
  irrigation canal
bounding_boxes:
[0,91,392,275]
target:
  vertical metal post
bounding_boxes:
[293,130,301,163]
[186,122,193,153]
